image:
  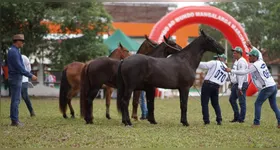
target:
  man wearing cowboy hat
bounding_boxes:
[228,46,249,123]
[198,54,229,125]
[226,49,280,128]
[7,34,37,126]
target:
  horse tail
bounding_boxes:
[59,67,71,114]
[80,63,90,117]
[116,60,124,113]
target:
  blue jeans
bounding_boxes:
[229,82,248,121]
[21,82,34,114]
[9,78,22,122]
[140,91,148,118]
[254,85,280,125]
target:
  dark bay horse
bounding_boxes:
[59,43,131,119]
[117,29,225,126]
[80,36,182,124]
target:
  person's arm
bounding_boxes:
[198,61,215,70]
[9,50,33,78]
[236,61,248,90]
[231,65,256,75]
[26,57,32,72]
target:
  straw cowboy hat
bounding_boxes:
[12,34,24,41]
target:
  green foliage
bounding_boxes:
[1,2,48,58]
[1,2,112,69]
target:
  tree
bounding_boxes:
[44,2,112,69]
[1,2,48,59]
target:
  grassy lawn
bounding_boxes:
[1,96,279,148]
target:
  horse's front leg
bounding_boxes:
[179,87,190,126]
[105,86,113,119]
[146,87,157,124]
[131,90,141,120]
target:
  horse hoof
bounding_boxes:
[63,115,68,119]
[106,114,111,120]
[71,116,75,119]
[131,116,138,121]
[148,120,158,124]
[182,122,189,126]
[86,121,93,124]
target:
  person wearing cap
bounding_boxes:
[226,50,280,128]
[229,46,249,123]
[245,41,263,61]
[7,34,37,126]
[198,54,229,125]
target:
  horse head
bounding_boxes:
[118,42,131,59]
[200,29,225,55]
[137,35,158,54]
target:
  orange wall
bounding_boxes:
[112,22,199,47]
[42,21,199,47]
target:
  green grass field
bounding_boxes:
[1,96,279,148]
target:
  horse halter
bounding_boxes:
[163,41,181,52]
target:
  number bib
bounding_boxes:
[252,60,275,89]
[208,61,229,85]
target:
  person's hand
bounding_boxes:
[31,75,37,81]
[225,68,231,72]
[246,41,252,49]
[238,89,243,96]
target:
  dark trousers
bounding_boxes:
[229,82,248,121]
[21,82,34,114]
[9,78,22,122]
[201,82,222,123]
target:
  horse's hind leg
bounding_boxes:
[122,89,133,126]
[131,90,141,121]
[105,86,113,119]
[84,88,100,124]
[145,87,157,124]
[67,87,79,118]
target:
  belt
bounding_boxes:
[204,80,220,87]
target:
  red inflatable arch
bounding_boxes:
[149,6,257,96]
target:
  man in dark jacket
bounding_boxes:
[7,34,37,126]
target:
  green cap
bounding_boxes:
[232,46,243,53]
[248,49,259,57]
[213,55,218,60]
[217,54,227,59]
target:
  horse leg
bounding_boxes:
[146,87,157,124]
[131,90,141,120]
[105,86,113,119]
[122,89,133,126]
[84,89,100,124]
[179,87,190,126]
[67,87,79,118]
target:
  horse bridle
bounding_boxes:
[118,47,128,59]
[163,41,181,52]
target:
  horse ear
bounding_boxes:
[144,35,149,40]
[163,35,168,42]
[119,42,123,49]
[200,29,206,37]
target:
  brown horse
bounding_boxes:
[80,36,182,124]
[59,43,131,119]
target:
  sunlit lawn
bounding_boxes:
[1,96,279,148]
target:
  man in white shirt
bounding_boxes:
[21,55,35,117]
[226,49,280,128]
[198,54,228,125]
[229,46,249,123]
